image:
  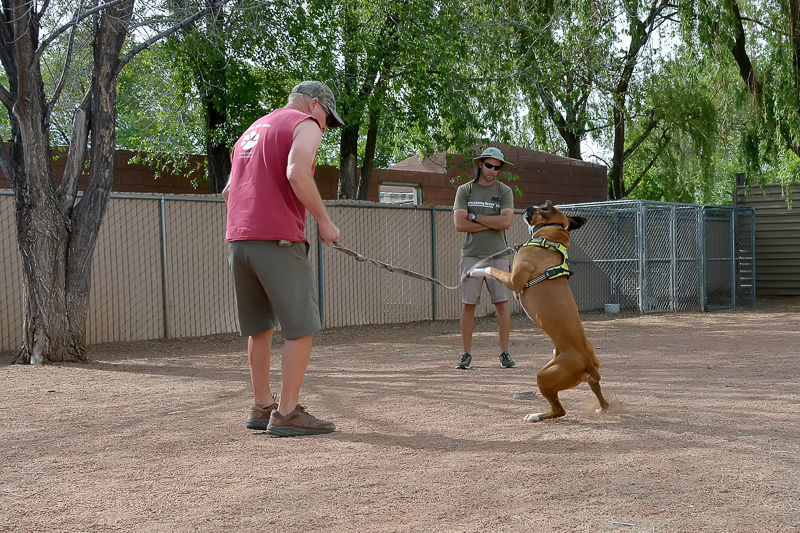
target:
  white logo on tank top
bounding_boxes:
[240,131,260,150]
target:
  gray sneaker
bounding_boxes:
[499,352,516,368]
[246,402,278,430]
[266,405,336,437]
[456,352,472,370]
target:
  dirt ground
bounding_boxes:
[1,297,799,532]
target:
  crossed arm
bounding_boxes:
[453,209,514,233]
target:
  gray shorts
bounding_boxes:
[227,240,321,339]
[460,256,510,305]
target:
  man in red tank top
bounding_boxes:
[224,81,344,437]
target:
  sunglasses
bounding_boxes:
[320,104,335,127]
[482,161,502,170]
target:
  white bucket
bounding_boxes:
[603,303,621,314]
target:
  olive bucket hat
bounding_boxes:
[473,146,514,166]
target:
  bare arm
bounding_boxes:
[221,178,230,201]
[474,209,514,230]
[453,209,490,233]
[287,119,340,243]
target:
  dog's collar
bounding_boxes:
[530,222,564,236]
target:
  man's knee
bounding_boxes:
[250,328,274,341]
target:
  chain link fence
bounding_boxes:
[1,191,22,351]
[559,201,756,313]
[0,192,755,351]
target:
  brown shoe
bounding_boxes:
[246,403,278,430]
[266,405,335,437]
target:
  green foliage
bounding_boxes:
[98,0,800,203]
[117,43,203,154]
[116,0,298,183]
[684,0,800,198]
[623,48,730,204]
[499,0,616,157]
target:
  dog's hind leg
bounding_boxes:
[523,388,566,422]
[523,365,578,422]
[587,377,609,413]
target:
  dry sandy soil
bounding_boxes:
[2,297,799,532]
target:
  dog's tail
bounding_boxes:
[585,364,601,382]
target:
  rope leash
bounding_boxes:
[328,241,523,290]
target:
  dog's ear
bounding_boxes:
[567,216,587,231]
[524,206,538,225]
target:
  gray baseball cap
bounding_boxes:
[473,146,514,166]
[291,81,345,128]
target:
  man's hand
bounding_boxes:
[318,220,340,244]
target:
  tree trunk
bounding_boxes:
[338,123,359,199]
[729,0,760,98]
[356,109,379,200]
[9,0,81,363]
[203,94,230,194]
[197,4,230,194]
[608,103,625,200]
[11,0,134,364]
[14,158,81,364]
[564,132,582,160]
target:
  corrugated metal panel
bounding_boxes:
[736,185,800,296]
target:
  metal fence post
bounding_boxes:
[317,233,324,327]
[637,201,646,314]
[730,207,737,309]
[699,207,707,311]
[612,211,621,305]
[159,195,170,338]
[431,209,437,321]
[669,205,677,311]
[750,208,757,306]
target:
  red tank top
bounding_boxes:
[225,108,317,242]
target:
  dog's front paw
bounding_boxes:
[523,413,543,423]
[468,266,492,278]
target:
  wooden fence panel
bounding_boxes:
[736,185,800,296]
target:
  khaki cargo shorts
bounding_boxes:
[459,256,510,305]
[227,240,321,339]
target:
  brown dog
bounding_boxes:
[468,200,609,422]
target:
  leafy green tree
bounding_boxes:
[297,0,489,199]
[115,0,294,193]
[2,0,229,364]
[601,0,678,199]
[621,48,729,203]
[499,0,614,160]
[117,44,203,155]
[689,0,800,191]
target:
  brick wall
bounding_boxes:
[0,148,210,194]
[1,144,608,208]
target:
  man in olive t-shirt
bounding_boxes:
[452,147,516,370]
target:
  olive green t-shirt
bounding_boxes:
[453,180,514,258]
